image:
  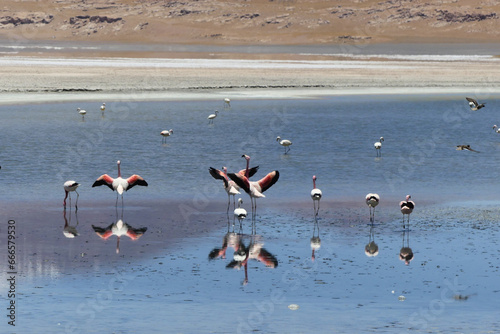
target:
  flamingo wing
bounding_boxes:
[126,226,147,240]
[126,175,148,190]
[237,166,259,178]
[209,167,229,188]
[257,170,280,193]
[258,248,278,268]
[92,224,114,240]
[228,173,251,194]
[92,174,115,191]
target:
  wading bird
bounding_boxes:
[63,180,80,210]
[100,102,106,116]
[208,110,218,124]
[228,155,279,214]
[92,160,148,205]
[493,125,500,133]
[311,175,322,216]
[77,108,86,120]
[399,195,415,230]
[224,98,231,108]
[365,193,380,223]
[160,129,173,143]
[276,136,292,154]
[466,97,485,111]
[374,137,384,157]
[234,198,247,225]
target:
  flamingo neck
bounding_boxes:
[245,158,250,178]
[313,179,316,189]
[117,163,121,178]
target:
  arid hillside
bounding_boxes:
[0,0,499,45]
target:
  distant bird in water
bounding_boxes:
[224,98,231,108]
[92,220,147,254]
[456,145,480,153]
[209,165,259,212]
[77,107,86,120]
[100,102,106,116]
[466,97,485,111]
[161,129,173,143]
[228,154,280,213]
[208,110,218,124]
[92,160,148,205]
[365,193,380,223]
[311,175,322,216]
[493,125,500,133]
[63,180,80,210]
[399,195,415,230]
[276,136,292,154]
[374,137,384,157]
[234,198,247,225]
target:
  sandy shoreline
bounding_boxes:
[1,54,500,104]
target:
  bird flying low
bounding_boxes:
[466,97,485,111]
[456,145,480,153]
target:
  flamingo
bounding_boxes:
[365,193,380,223]
[77,108,86,120]
[92,160,148,204]
[234,198,247,225]
[92,219,147,254]
[100,102,106,116]
[63,180,80,209]
[493,125,500,133]
[311,175,322,216]
[209,165,259,212]
[365,225,378,257]
[399,195,415,230]
[374,137,384,157]
[224,98,231,108]
[466,97,485,111]
[208,110,218,124]
[160,129,173,143]
[276,136,292,154]
[227,155,279,213]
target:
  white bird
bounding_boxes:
[77,108,86,120]
[224,98,231,108]
[374,137,384,157]
[234,198,247,225]
[63,180,80,209]
[493,125,500,133]
[276,136,292,154]
[311,175,322,216]
[399,195,415,230]
[92,160,148,205]
[161,129,173,143]
[100,103,106,116]
[365,193,380,223]
[208,110,219,124]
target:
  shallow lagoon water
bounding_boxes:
[1,94,500,333]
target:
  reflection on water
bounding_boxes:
[209,215,277,285]
[310,215,321,262]
[364,225,379,257]
[91,208,148,254]
[399,229,414,265]
[62,208,79,238]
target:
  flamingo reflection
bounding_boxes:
[364,225,379,257]
[399,229,414,265]
[310,215,321,261]
[63,208,79,238]
[92,211,147,254]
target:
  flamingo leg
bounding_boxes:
[226,195,230,214]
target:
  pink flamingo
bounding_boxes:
[227,155,279,213]
[209,165,259,212]
[365,193,380,223]
[92,160,148,204]
[311,175,322,216]
[399,195,415,230]
[63,180,80,209]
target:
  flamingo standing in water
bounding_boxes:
[160,129,173,143]
[234,198,247,226]
[63,180,80,210]
[493,125,500,133]
[92,160,148,205]
[209,165,259,212]
[365,193,380,223]
[208,110,218,124]
[228,155,279,214]
[77,108,86,120]
[92,220,147,254]
[399,195,415,230]
[311,175,322,216]
[374,137,384,157]
[276,136,292,154]
[224,98,231,108]
[100,103,106,116]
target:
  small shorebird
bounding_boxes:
[466,97,485,111]
[374,137,384,157]
[63,180,80,209]
[456,145,480,153]
[399,195,415,230]
[77,108,86,120]
[493,125,500,133]
[311,175,322,216]
[160,129,173,143]
[276,136,292,154]
[365,193,380,223]
[224,98,231,108]
[92,160,148,205]
[208,110,218,124]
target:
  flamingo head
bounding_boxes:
[276,136,281,142]
[241,154,250,161]
[117,160,121,165]
[313,175,317,181]
[238,198,243,205]
[406,194,411,201]
[380,137,384,142]
[493,125,498,129]
[222,166,228,173]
